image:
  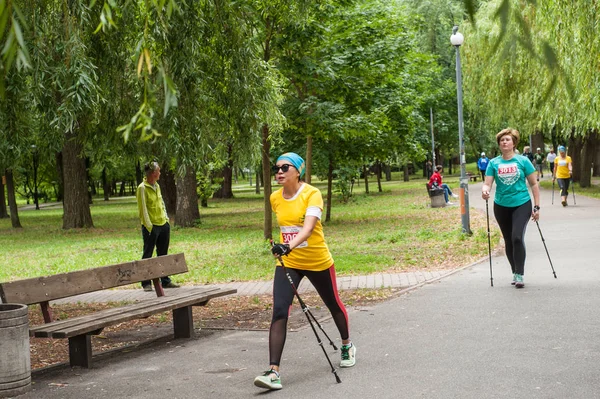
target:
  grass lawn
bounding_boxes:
[0,174,498,285]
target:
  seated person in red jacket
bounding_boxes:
[429,165,458,205]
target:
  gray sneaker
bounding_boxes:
[340,344,356,368]
[254,369,282,390]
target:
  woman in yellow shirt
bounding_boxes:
[254,152,355,391]
[553,146,573,206]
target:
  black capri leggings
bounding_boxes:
[494,200,532,276]
[557,178,570,197]
[268,265,349,367]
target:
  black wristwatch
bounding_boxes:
[533,205,540,212]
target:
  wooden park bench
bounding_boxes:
[466,172,478,182]
[0,253,236,368]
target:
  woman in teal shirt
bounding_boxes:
[481,128,540,288]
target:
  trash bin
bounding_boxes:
[429,188,446,208]
[0,304,31,398]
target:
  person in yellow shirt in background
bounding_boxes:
[553,146,573,207]
[254,152,355,391]
[136,161,179,291]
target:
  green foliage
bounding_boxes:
[462,1,599,143]
[333,166,359,203]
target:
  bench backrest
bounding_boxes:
[0,253,187,305]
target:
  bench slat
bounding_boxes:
[0,254,187,305]
[28,287,222,334]
[51,289,235,339]
[30,288,236,338]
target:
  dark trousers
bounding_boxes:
[494,201,531,276]
[141,223,171,287]
[557,178,570,197]
[480,170,486,180]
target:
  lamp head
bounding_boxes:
[450,26,464,46]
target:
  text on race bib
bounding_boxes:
[280,225,308,248]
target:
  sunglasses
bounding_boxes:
[272,164,294,174]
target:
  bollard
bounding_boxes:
[0,304,31,398]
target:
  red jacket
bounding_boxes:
[429,171,443,188]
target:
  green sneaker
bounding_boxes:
[254,369,282,390]
[340,343,356,368]
[511,273,517,285]
[515,274,524,288]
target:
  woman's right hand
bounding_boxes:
[482,190,490,201]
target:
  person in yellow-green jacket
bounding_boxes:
[136,161,179,291]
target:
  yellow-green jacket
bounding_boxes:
[136,178,168,232]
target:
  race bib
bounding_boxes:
[280,226,308,248]
[558,159,567,166]
[497,163,520,186]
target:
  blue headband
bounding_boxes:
[277,152,305,178]
[558,146,566,152]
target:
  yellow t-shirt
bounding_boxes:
[270,184,333,271]
[554,155,572,179]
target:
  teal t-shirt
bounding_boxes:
[486,155,536,207]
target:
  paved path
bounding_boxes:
[21,180,600,399]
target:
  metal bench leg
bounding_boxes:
[173,306,194,339]
[69,335,92,368]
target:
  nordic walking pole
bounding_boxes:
[552,180,555,205]
[485,199,494,287]
[571,178,576,205]
[270,241,342,383]
[534,220,557,278]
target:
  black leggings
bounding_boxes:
[269,265,349,367]
[494,201,531,276]
[557,178,570,197]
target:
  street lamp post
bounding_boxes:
[451,26,471,235]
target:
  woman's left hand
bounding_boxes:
[531,209,539,221]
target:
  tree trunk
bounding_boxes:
[255,168,261,194]
[135,160,143,186]
[55,151,64,202]
[62,132,93,229]
[403,164,409,182]
[0,177,8,218]
[102,167,110,201]
[531,130,544,153]
[448,157,452,175]
[568,131,583,183]
[376,162,382,192]
[5,169,22,228]
[325,157,334,223]
[550,124,559,155]
[261,124,272,239]
[594,144,600,177]
[579,130,597,188]
[175,165,200,227]
[159,163,177,218]
[362,165,370,194]
[305,135,313,184]
[213,144,234,199]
